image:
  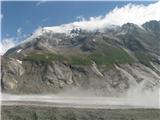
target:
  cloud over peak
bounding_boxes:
[0,38,16,55]
[1,1,160,55]
[105,1,160,25]
[44,1,160,33]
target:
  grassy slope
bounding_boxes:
[23,46,134,66]
[134,52,151,67]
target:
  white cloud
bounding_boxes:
[104,1,160,25]
[36,0,47,6]
[17,27,22,35]
[76,16,85,21]
[43,1,160,34]
[0,29,28,55]
[16,27,29,40]
[1,14,3,19]
[0,38,16,55]
[42,17,49,22]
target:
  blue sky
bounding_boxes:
[1,1,155,42]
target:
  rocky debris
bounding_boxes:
[91,62,104,77]
[1,58,25,92]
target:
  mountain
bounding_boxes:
[1,20,160,96]
[142,20,160,38]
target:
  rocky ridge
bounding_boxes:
[1,20,160,96]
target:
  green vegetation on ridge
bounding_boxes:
[23,52,92,65]
[89,47,134,65]
[135,52,151,67]
[23,46,134,66]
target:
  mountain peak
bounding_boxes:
[142,20,160,32]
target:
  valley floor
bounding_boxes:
[1,105,160,120]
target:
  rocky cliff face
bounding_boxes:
[1,20,160,96]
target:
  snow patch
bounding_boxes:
[17,49,22,53]
[16,59,22,64]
